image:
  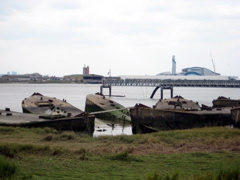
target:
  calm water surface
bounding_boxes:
[0,83,239,136]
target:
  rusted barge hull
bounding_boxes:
[85,93,130,122]
[213,96,240,108]
[130,105,232,134]
[231,107,240,128]
[0,109,95,135]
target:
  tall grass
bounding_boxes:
[0,126,239,179]
[193,168,240,180]
[147,171,180,180]
[0,156,17,179]
[147,168,240,180]
[0,127,15,135]
[0,143,64,158]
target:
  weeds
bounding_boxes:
[0,143,54,157]
[52,147,65,156]
[0,156,17,179]
[42,134,55,141]
[0,127,16,135]
[42,132,75,141]
[0,127,239,179]
[34,127,58,134]
[109,150,129,161]
[75,148,87,155]
[108,150,143,162]
[75,148,89,160]
[194,167,240,180]
[190,152,213,159]
[216,168,240,180]
[0,145,16,158]
[59,132,75,140]
[147,171,179,180]
[116,135,134,143]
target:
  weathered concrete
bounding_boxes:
[22,92,83,117]
[85,93,131,122]
[0,109,95,135]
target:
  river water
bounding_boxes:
[0,83,239,136]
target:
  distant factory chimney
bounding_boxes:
[83,65,89,75]
[172,55,176,75]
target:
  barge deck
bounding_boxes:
[0,108,95,135]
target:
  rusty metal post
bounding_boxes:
[160,87,164,100]
[109,86,112,96]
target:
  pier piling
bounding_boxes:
[100,85,112,96]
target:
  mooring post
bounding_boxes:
[160,87,164,100]
[160,86,174,100]
[100,85,112,96]
[109,86,112,96]
[170,86,173,98]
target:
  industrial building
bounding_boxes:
[181,67,220,76]
[157,55,220,76]
[82,65,103,83]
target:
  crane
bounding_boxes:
[210,52,216,75]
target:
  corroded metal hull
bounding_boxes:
[85,93,130,122]
[130,102,233,134]
[212,96,240,108]
[231,107,240,128]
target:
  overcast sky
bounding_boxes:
[0,0,240,77]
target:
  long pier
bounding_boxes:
[100,78,240,99]
[102,78,240,88]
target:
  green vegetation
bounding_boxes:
[0,126,239,179]
[0,156,17,179]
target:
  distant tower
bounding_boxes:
[83,65,89,75]
[172,55,176,75]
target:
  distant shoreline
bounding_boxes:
[0,81,90,84]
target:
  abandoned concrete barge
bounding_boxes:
[213,96,240,108]
[18,92,95,135]
[231,106,240,128]
[85,93,130,122]
[22,92,83,116]
[130,96,233,134]
[0,108,95,135]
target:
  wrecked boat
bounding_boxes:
[130,96,233,134]
[0,108,95,135]
[20,93,95,135]
[213,96,240,108]
[22,92,83,116]
[231,106,240,128]
[85,93,130,122]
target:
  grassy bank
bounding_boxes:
[0,126,239,179]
